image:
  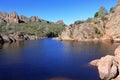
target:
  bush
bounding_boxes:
[110,7,115,13]
[0,21,65,37]
[94,6,108,18]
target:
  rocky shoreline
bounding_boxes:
[90,45,120,80]
[0,33,40,44]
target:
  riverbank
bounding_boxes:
[0,33,41,44]
[54,37,120,43]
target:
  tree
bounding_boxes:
[74,20,84,25]
[86,18,93,22]
[94,12,99,18]
[94,6,108,18]
[110,7,115,13]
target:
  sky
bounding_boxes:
[0,0,118,24]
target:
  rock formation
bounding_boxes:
[90,45,120,80]
[56,20,64,25]
[9,11,19,23]
[19,15,28,23]
[0,11,43,23]
[0,33,39,44]
[58,21,105,41]
[57,3,120,42]
[29,16,40,22]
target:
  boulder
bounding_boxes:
[89,59,99,67]
[90,45,120,80]
[1,34,12,43]
[114,45,120,56]
[97,55,116,80]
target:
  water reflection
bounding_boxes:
[62,41,120,58]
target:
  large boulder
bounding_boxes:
[90,45,120,80]
[97,55,117,80]
[1,34,12,43]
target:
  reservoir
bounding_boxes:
[0,38,119,80]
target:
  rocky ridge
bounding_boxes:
[0,11,60,24]
[57,5,120,42]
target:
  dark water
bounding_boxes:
[0,38,120,80]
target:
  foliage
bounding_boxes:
[0,21,65,37]
[86,18,93,22]
[110,7,115,13]
[74,20,84,25]
[94,27,103,37]
[94,6,108,18]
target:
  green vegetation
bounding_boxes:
[86,18,93,22]
[94,6,108,18]
[110,7,115,13]
[74,20,84,25]
[0,22,65,37]
[95,27,103,37]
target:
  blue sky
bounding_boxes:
[0,0,117,24]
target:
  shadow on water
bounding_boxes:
[0,38,120,80]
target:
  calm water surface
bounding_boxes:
[0,38,120,80]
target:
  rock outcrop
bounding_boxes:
[29,16,40,22]
[56,20,64,25]
[58,22,104,41]
[0,33,39,44]
[0,11,44,23]
[90,45,120,80]
[19,15,28,23]
[57,5,120,42]
[103,5,120,42]
[9,11,19,23]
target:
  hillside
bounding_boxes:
[0,11,65,43]
[57,5,120,42]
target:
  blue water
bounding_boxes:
[0,38,119,80]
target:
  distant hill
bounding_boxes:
[0,11,65,43]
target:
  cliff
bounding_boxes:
[57,5,120,42]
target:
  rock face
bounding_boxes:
[0,33,39,44]
[19,15,28,23]
[58,5,120,42]
[29,16,40,22]
[9,11,19,23]
[104,6,120,42]
[59,22,104,41]
[90,45,120,80]
[0,11,43,23]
